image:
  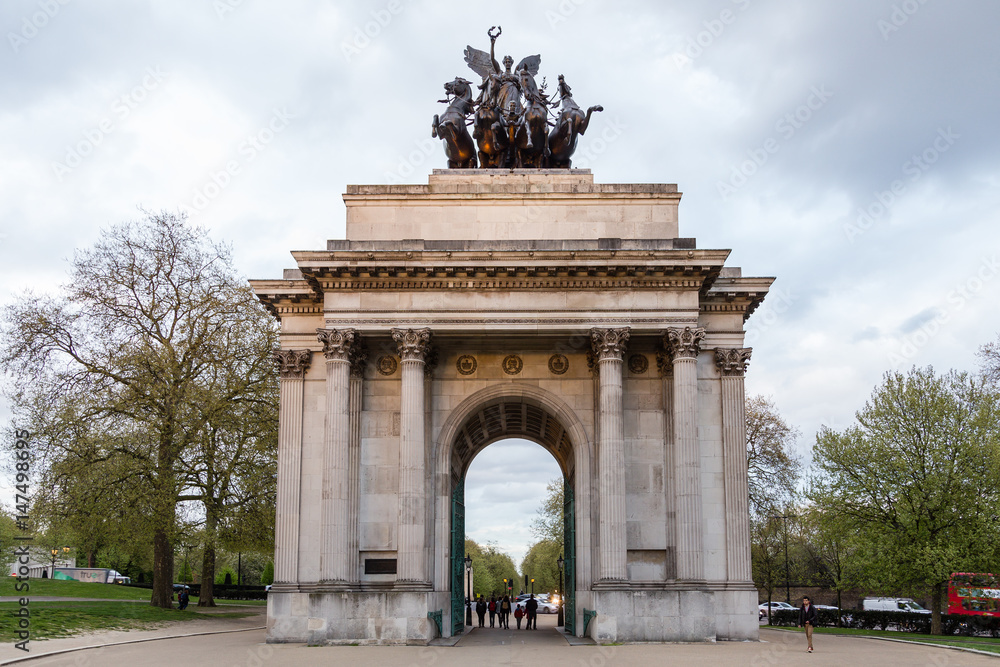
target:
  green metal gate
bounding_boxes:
[450,479,466,635]
[563,480,576,635]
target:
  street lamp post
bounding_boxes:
[49,546,70,579]
[530,577,534,595]
[464,555,472,627]
[557,556,565,627]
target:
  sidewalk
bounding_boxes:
[4,614,998,666]
[0,606,264,665]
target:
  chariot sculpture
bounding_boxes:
[432,26,603,169]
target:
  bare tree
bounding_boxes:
[2,211,277,608]
[746,395,802,518]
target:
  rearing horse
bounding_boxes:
[432,78,478,169]
[547,74,602,169]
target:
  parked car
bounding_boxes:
[862,597,931,614]
[535,600,559,614]
[758,601,796,619]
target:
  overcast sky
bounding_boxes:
[2,1,998,568]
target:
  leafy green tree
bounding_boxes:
[799,508,865,624]
[808,367,1000,634]
[261,560,274,585]
[465,539,518,598]
[751,513,785,624]
[746,395,802,517]
[520,539,562,595]
[530,477,564,546]
[1,211,278,608]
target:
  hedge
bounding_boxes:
[768,608,1000,636]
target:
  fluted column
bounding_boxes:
[665,326,706,582]
[591,327,630,582]
[715,347,753,583]
[317,328,361,583]
[273,349,312,584]
[346,349,366,584]
[392,327,432,583]
[657,352,677,580]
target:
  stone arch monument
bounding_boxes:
[252,169,773,644]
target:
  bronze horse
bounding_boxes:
[515,94,550,168]
[472,103,508,169]
[547,75,602,169]
[432,78,477,169]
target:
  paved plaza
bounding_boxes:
[2,610,996,666]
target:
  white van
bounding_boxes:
[862,597,931,614]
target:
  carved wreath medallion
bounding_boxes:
[502,354,523,375]
[376,355,398,376]
[628,354,649,374]
[456,355,478,375]
[548,354,569,375]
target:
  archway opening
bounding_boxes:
[444,391,580,636]
[465,438,562,596]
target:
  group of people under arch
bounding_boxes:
[472,593,539,630]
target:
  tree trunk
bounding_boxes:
[931,581,943,635]
[199,542,217,607]
[87,550,96,568]
[150,527,174,608]
[836,589,843,628]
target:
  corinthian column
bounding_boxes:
[392,327,432,583]
[715,347,753,583]
[273,349,312,584]
[591,327,630,582]
[317,328,361,583]
[665,326,706,582]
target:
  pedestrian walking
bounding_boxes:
[488,595,497,627]
[476,595,487,628]
[500,595,511,628]
[798,595,818,653]
[177,586,189,610]
[514,604,524,629]
[525,593,538,630]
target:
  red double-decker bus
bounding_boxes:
[948,573,1000,616]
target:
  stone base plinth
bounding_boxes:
[267,590,437,645]
[588,586,758,643]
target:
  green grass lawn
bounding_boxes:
[0,600,254,642]
[1,578,266,606]
[770,626,1000,655]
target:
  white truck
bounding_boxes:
[862,597,931,614]
[54,568,131,584]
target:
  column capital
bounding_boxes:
[714,347,752,377]
[317,328,361,362]
[274,349,312,379]
[664,326,706,360]
[590,327,630,362]
[391,327,432,362]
